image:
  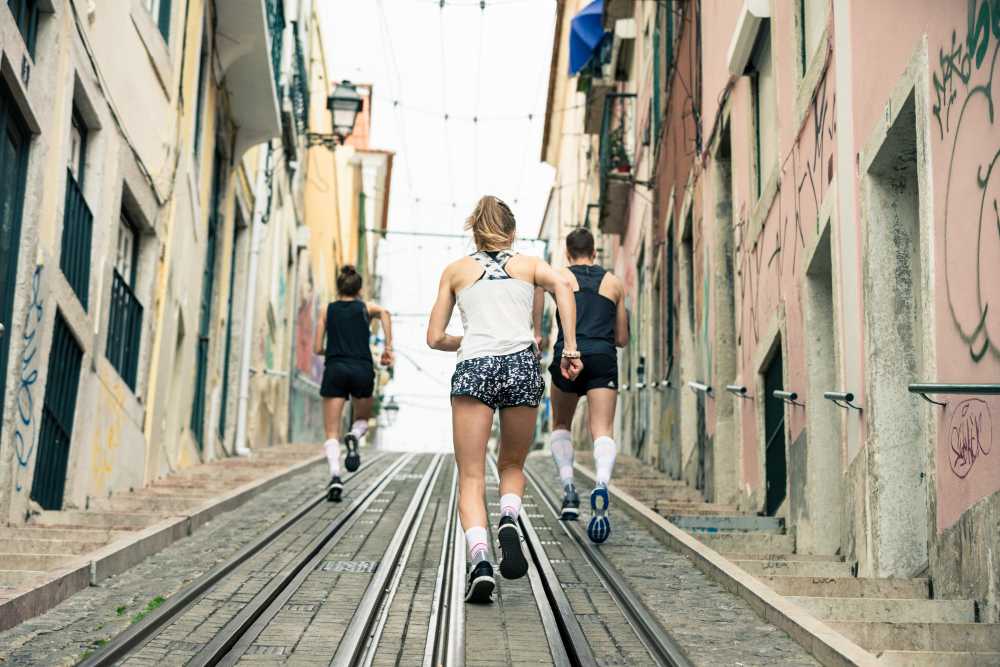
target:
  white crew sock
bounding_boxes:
[593,436,617,486]
[323,439,341,476]
[550,429,575,488]
[499,493,522,519]
[465,526,489,564]
[350,419,368,439]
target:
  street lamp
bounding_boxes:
[383,395,400,426]
[307,80,363,150]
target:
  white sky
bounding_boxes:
[320,0,557,451]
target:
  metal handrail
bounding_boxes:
[908,383,1000,407]
[688,381,712,396]
[824,391,861,411]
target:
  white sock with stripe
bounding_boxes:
[350,419,368,439]
[593,436,617,486]
[499,493,522,520]
[465,526,489,565]
[550,429,575,488]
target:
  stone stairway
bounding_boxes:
[0,444,319,601]
[579,451,1000,665]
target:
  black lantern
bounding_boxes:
[383,395,400,426]
[327,80,363,140]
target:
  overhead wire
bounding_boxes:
[472,1,485,194]
[437,4,457,213]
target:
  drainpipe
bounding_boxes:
[234,145,273,456]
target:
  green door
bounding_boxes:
[763,350,787,516]
[0,82,31,438]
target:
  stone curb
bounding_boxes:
[0,451,324,633]
[573,462,879,667]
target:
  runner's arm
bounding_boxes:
[314,307,326,355]
[533,259,582,379]
[368,303,395,366]
[614,279,629,347]
[532,287,544,350]
[427,268,462,352]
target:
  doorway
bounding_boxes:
[762,346,787,516]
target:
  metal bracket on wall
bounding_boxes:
[654,379,672,391]
[823,391,862,411]
[772,390,804,407]
[725,384,750,398]
[688,381,713,397]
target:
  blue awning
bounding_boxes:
[569,0,606,76]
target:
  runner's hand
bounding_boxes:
[380,350,395,367]
[560,356,583,381]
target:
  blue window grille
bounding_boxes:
[31,313,83,510]
[266,0,285,94]
[291,27,309,133]
[61,168,93,309]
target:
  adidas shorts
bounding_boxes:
[549,352,618,397]
[451,347,544,410]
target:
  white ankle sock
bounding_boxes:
[350,419,368,439]
[593,436,617,486]
[323,439,341,476]
[499,493,522,519]
[465,526,489,564]
[550,429,575,487]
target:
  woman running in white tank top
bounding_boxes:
[427,195,583,604]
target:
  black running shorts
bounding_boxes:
[549,353,618,396]
[321,360,375,399]
[451,347,544,410]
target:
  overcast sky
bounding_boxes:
[320,0,557,450]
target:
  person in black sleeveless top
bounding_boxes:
[313,266,394,502]
[542,228,628,543]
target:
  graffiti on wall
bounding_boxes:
[937,0,1000,362]
[13,266,44,492]
[294,263,324,384]
[948,398,992,479]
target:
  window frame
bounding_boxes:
[116,209,140,287]
[7,0,40,56]
[747,20,774,203]
[141,0,171,41]
[69,106,87,188]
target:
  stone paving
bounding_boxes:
[0,449,392,666]
[525,453,820,667]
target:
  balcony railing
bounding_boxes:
[598,93,636,235]
[61,169,93,309]
[291,29,309,134]
[106,270,143,391]
[266,0,285,94]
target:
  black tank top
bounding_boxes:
[325,300,372,365]
[554,264,616,358]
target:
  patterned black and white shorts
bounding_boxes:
[451,347,544,410]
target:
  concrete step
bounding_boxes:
[721,552,843,562]
[828,622,1000,652]
[0,527,127,542]
[671,515,785,534]
[139,484,239,496]
[789,596,976,623]
[695,532,795,554]
[655,502,743,516]
[760,576,929,598]
[0,570,45,588]
[28,510,162,530]
[3,538,107,555]
[0,553,75,570]
[877,650,1000,665]
[88,494,209,514]
[735,559,854,578]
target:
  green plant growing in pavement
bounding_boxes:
[79,638,109,660]
[130,596,165,625]
[115,605,127,616]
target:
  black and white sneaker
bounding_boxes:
[560,485,580,520]
[344,433,360,473]
[327,476,343,503]
[464,560,495,603]
[496,515,528,579]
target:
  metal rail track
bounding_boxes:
[523,464,695,667]
[423,463,464,667]
[78,452,400,667]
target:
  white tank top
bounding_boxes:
[456,250,535,362]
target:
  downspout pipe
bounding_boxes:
[234,144,273,456]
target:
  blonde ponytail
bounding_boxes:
[465,195,516,251]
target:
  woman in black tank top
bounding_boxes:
[313,266,394,501]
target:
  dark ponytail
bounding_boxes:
[336,265,363,296]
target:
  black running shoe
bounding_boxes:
[344,433,360,472]
[587,485,611,543]
[496,515,528,579]
[327,476,343,503]
[464,560,495,604]
[560,485,580,520]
